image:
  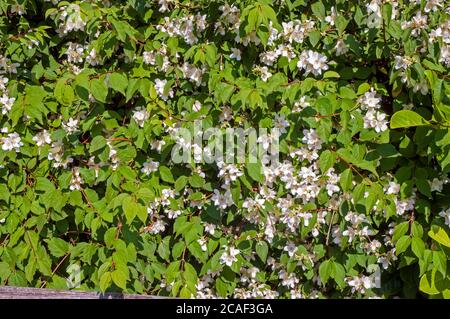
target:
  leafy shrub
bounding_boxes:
[0,0,449,298]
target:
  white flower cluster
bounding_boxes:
[180,62,205,87]
[219,246,240,266]
[156,14,207,45]
[141,160,159,175]
[359,88,389,133]
[297,50,329,77]
[154,78,174,101]
[69,167,84,191]
[132,107,150,128]
[47,141,74,169]
[0,76,14,115]
[57,4,86,35]
[1,132,23,152]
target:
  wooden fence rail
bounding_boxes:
[0,286,162,299]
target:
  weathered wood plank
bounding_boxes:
[0,286,163,299]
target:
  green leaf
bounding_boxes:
[215,277,228,297]
[54,80,74,106]
[158,237,171,261]
[332,262,346,288]
[175,176,188,192]
[395,235,411,255]
[159,166,175,183]
[339,168,353,192]
[335,15,348,35]
[100,272,112,292]
[433,250,447,277]
[323,71,340,79]
[411,237,425,259]
[428,226,450,248]
[90,78,108,103]
[189,174,205,188]
[319,260,333,284]
[109,73,128,96]
[122,196,137,224]
[89,135,107,153]
[111,269,127,289]
[311,1,325,19]
[416,178,431,198]
[390,110,429,129]
[319,150,336,173]
[392,222,409,243]
[46,238,69,257]
[247,161,264,183]
[256,241,268,263]
[35,177,56,192]
[308,30,321,47]
[316,96,333,115]
[419,269,442,295]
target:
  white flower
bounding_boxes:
[32,130,52,147]
[424,0,443,13]
[359,88,381,110]
[204,223,216,235]
[347,275,374,293]
[217,161,243,185]
[257,134,272,151]
[394,55,412,70]
[193,100,202,112]
[69,167,84,191]
[158,0,173,13]
[325,6,336,26]
[302,128,323,150]
[132,107,150,128]
[440,45,450,67]
[0,94,15,114]
[279,270,299,288]
[439,208,450,226]
[86,48,100,66]
[335,39,348,56]
[299,212,313,226]
[283,242,298,257]
[260,66,272,82]
[211,188,234,209]
[181,62,204,86]
[0,77,8,91]
[430,178,445,192]
[59,4,86,34]
[62,117,79,134]
[167,209,182,219]
[1,132,23,152]
[141,160,159,175]
[364,109,388,132]
[297,50,329,77]
[260,50,280,66]
[273,114,289,134]
[386,181,400,195]
[230,48,241,61]
[154,78,174,101]
[143,51,156,65]
[342,226,357,243]
[65,42,84,64]
[276,44,296,61]
[151,140,166,152]
[220,246,240,266]
[293,96,310,112]
[198,238,208,251]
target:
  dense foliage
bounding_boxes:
[0,0,449,299]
